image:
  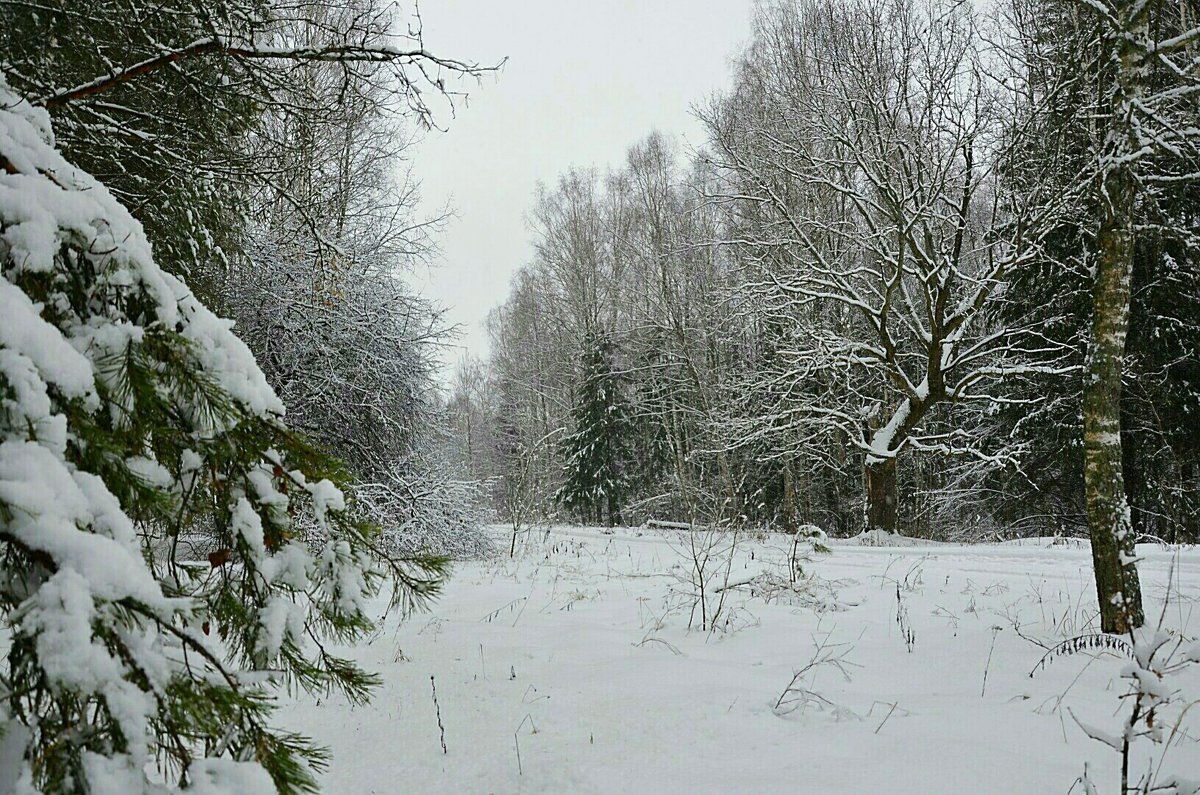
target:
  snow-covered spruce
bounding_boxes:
[0,81,443,794]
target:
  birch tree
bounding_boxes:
[484,139,747,526]
[1071,0,1200,631]
[613,136,744,525]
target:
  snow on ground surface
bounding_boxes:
[279,526,1200,794]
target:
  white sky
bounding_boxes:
[409,1,754,370]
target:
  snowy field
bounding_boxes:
[279,527,1200,794]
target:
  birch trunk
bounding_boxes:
[1084,0,1148,633]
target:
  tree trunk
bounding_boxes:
[865,457,898,534]
[1086,186,1144,633]
[1084,232,1138,630]
[782,461,798,533]
[1182,461,1198,544]
[1083,0,1148,634]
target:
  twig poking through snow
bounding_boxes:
[430,676,447,754]
[981,626,1002,697]
[635,636,683,655]
[514,713,538,775]
[874,701,899,735]
[774,633,861,719]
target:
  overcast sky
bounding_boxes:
[409,1,754,371]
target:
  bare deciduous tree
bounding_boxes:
[702,0,1070,534]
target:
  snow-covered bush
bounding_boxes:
[352,464,494,561]
[0,81,443,794]
[223,237,493,559]
[788,524,830,582]
[665,525,742,633]
[1073,626,1200,794]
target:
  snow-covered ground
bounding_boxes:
[279,526,1200,794]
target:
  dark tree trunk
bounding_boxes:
[782,461,798,533]
[865,458,898,534]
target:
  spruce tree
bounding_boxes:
[555,333,634,526]
[0,81,443,795]
[0,0,263,286]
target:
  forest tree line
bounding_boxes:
[448,0,1200,553]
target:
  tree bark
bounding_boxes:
[865,457,898,534]
[1086,188,1144,633]
[1084,0,1147,634]
[782,461,798,533]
